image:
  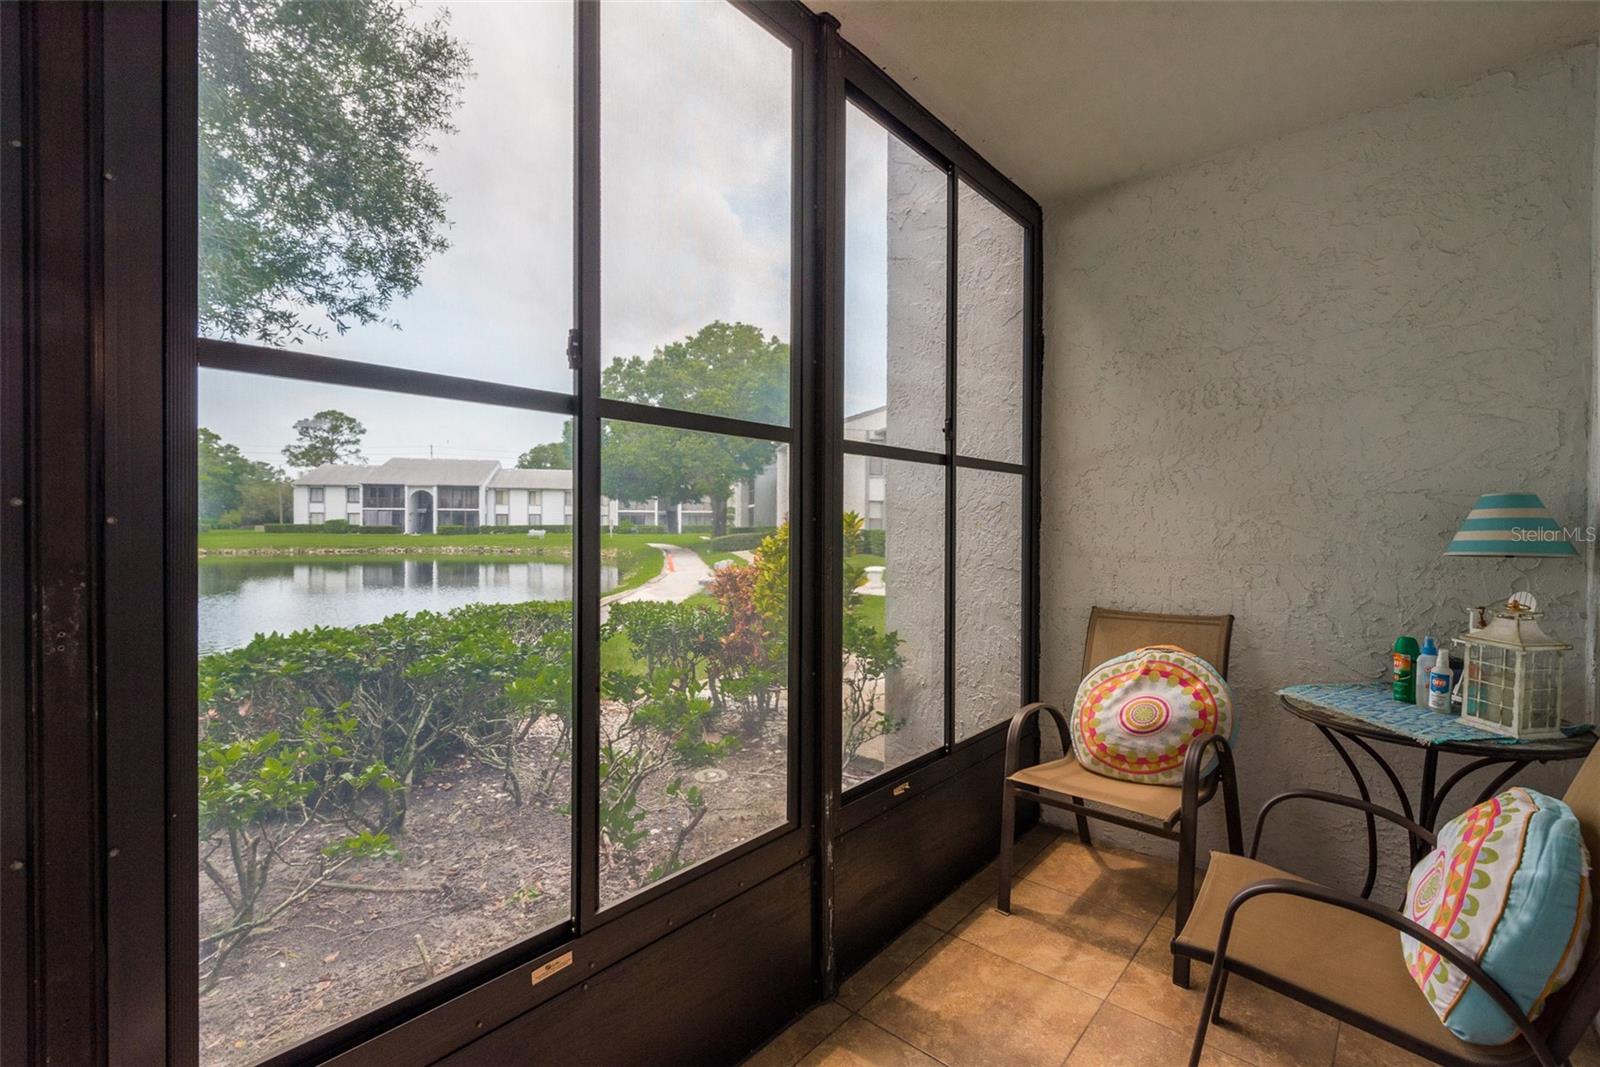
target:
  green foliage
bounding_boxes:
[706,563,785,736]
[600,322,787,535]
[517,439,571,470]
[861,529,886,556]
[841,604,905,766]
[197,705,402,987]
[841,511,864,557]
[199,427,289,527]
[284,409,366,469]
[198,0,472,344]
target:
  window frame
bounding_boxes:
[0,2,1039,1062]
[831,58,1040,813]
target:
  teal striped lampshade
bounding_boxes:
[1445,492,1578,558]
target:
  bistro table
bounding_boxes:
[1278,683,1594,894]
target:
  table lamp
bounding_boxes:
[1444,491,1577,737]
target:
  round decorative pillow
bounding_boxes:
[1402,787,1592,1045]
[1068,646,1232,786]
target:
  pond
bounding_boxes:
[199,558,617,653]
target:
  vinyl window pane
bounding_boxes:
[843,458,944,788]
[599,1,792,426]
[844,102,946,454]
[197,370,581,1064]
[954,468,1022,741]
[598,420,789,908]
[198,0,574,391]
[955,182,1025,464]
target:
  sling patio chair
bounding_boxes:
[1177,743,1600,1067]
[998,606,1244,988]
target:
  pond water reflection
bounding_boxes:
[199,558,614,653]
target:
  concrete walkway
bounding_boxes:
[600,542,713,620]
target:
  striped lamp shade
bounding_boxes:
[1445,492,1578,558]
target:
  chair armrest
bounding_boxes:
[1250,790,1437,859]
[1005,702,1071,777]
[1214,879,1556,1067]
[1181,733,1236,799]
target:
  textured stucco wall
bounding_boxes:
[1043,45,1598,896]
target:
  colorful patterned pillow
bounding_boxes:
[1402,787,1592,1045]
[1068,646,1233,787]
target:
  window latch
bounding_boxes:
[566,327,582,370]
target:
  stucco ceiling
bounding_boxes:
[826,1,1600,205]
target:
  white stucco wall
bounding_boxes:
[1044,45,1599,896]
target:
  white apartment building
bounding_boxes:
[293,457,752,533]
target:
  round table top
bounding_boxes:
[1279,692,1596,760]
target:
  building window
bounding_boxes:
[494,488,509,507]
[308,487,324,504]
[867,456,884,477]
[494,513,508,527]
[308,512,325,525]
[364,509,402,528]
[437,485,479,510]
[346,487,360,504]
[364,484,403,509]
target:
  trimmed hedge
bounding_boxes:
[261,522,397,534]
[861,529,885,555]
[438,523,572,535]
[613,522,666,534]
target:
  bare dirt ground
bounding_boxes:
[198,714,788,1065]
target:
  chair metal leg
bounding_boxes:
[1173,783,1199,988]
[1189,960,1228,1067]
[1210,968,1230,1023]
[998,782,1016,914]
[1069,796,1092,844]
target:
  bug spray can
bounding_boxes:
[1392,635,1419,703]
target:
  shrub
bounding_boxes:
[860,529,885,556]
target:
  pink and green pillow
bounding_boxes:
[1402,787,1591,1045]
[1068,646,1232,787]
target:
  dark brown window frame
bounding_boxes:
[0,2,1041,1062]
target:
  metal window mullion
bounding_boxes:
[573,0,601,935]
[943,165,957,754]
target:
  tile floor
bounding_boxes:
[743,825,1600,1067]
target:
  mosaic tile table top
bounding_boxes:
[1278,683,1592,746]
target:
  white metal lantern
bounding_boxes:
[1452,609,1570,740]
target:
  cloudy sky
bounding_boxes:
[203,0,893,471]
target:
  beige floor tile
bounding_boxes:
[925,864,1001,932]
[1330,1024,1431,1067]
[1065,1001,1252,1067]
[861,936,1100,1067]
[837,921,944,1012]
[743,1002,853,1067]
[798,1016,942,1067]
[1106,917,1339,1067]
[1014,823,1062,865]
[952,876,1154,998]
[1022,837,1178,921]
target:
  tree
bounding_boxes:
[518,441,570,470]
[199,427,289,526]
[602,322,788,534]
[199,0,472,345]
[284,410,366,469]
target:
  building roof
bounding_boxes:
[489,467,572,490]
[294,457,500,487]
[295,463,377,486]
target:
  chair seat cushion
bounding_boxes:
[1007,756,1182,823]
[1068,646,1233,786]
[1402,787,1592,1045]
[1175,852,1540,1066]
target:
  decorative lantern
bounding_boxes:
[1452,600,1569,740]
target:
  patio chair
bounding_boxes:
[1177,743,1600,1067]
[999,606,1244,988]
